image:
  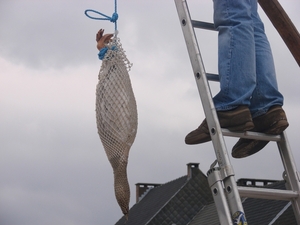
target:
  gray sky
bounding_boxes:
[0,0,299,224]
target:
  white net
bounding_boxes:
[95,35,137,217]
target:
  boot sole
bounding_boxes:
[232,119,289,158]
[232,140,269,158]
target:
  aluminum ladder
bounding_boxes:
[174,0,300,224]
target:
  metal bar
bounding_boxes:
[222,129,282,142]
[238,186,299,201]
[206,73,220,82]
[192,20,216,31]
[258,0,300,67]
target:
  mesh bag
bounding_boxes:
[95,35,137,217]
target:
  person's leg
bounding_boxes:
[248,0,284,117]
[213,0,256,110]
[185,0,256,145]
[231,0,288,158]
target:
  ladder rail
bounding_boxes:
[277,132,300,224]
[207,168,233,224]
[174,0,246,224]
[175,0,231,177]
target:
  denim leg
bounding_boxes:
[213,0,256,111]
[249,0,284,118]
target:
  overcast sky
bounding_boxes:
[0,0,300,224]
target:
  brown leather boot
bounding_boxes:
[232,106,289,158]
[185,106,254,145]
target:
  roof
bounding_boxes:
[147,168,213,225]
[115,164,213,225]
[116,175,188,225]
[115,164,298,225]
[242,181,297,225]
[187,202,219,225]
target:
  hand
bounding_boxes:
[96,29,114,50]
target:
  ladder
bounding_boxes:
[174,0,300,224]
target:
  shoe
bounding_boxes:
[232,106,289,158]
[185,106,254,145]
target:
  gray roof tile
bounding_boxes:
[115,165,297,225]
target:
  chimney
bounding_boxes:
[135,183,161,203]
[187,163,200,179]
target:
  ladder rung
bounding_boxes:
[238,186,299,201]
[222,129,282,142]
[206,73,219,82]
[191,20,216,31]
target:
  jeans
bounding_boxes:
[212,0,284,118]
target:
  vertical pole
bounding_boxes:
[258,0,300,67]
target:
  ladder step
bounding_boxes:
[222,129,282,142]
[191,20,216,31]
[238,186,299,201]
[206,73,219,82]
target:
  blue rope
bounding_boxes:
[84,0,118,30]
[98,46,117,60]
[98,47,108,60]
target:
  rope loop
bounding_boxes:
[84,0,118,31]
[84,9,118,22]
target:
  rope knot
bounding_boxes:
[110,13,118,23]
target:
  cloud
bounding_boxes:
[0,0,102,69]
[0,0,299,224]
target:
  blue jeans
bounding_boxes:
[212,0,283,118]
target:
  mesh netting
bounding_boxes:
[95,35,137,217]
